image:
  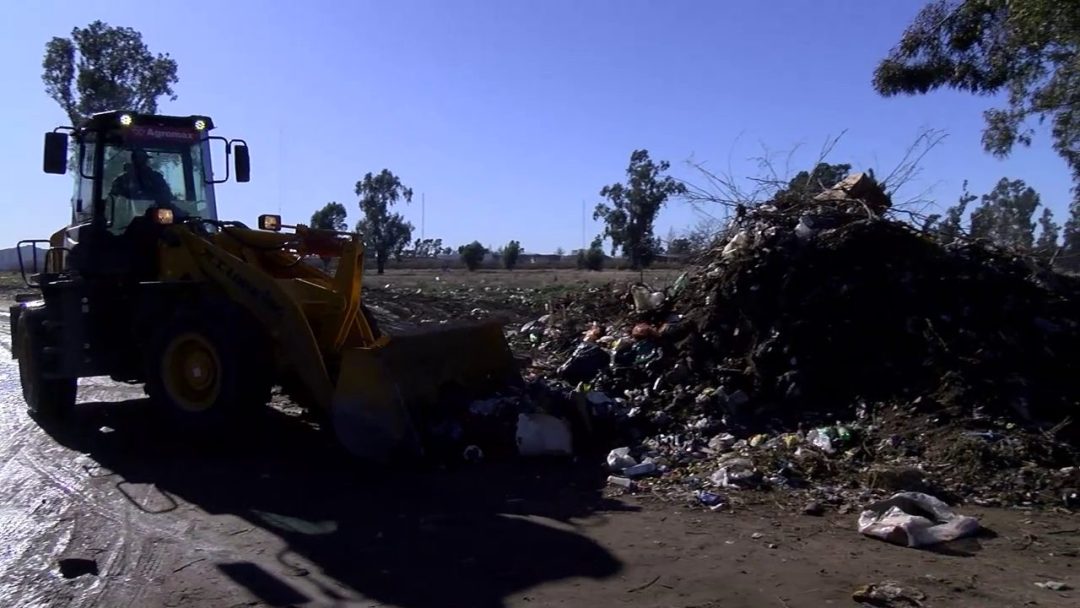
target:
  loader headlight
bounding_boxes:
[258,214,281,231]
[119,113,133,126]
[194,119,206,131]
[152,208,174,225]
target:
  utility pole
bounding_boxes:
[277,124,283,215]
[581,199,586,251]
[421,192,426,241]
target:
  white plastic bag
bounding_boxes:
[516,413,573,456]
[857,492,981,547]
[630,285,664,311]
[722,231,751,259]
[606,447,637,472]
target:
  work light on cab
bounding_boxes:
[152,208,174,225]
[258,214,282,231]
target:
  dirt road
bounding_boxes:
[0,303,1076,607]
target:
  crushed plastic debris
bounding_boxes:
[851,580,926,607]
[857,492,981,548]
[1034,581,1072,591]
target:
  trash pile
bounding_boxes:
[507,173,1080,509]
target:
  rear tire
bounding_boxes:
[16,308,77,421]
[144,313,271,428]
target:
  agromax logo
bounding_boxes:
[129,125,199,142]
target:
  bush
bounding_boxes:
[503,240,523,270]
[577,238,605,271]
[459,241,488,271]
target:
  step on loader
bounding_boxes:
[9,110,521,462]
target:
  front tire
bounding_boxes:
[144,313,270,427]
[16,308,77,421]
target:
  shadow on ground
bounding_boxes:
[41,399,632,608]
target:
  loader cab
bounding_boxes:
[42,111,250,275]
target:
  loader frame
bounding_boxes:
[12,109,521,462]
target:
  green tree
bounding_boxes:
[576,237,606,271]
[412,238,445,258]
[355,169,414,274]
[554,246,566,257]
[310,201,348,231]
[923,180,977,244]
[502,240,523,270]
[594,149,687,270]
[42,20,179,126]
[873,1,1080,230]
[667,237,692,256]
[1062,207,1080,270]
[1035,207,1061,261]
[309,201,348,270]
[773,162,853,202]
[459,241,488,271]
[969,177,1041,250]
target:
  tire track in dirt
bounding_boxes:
[0,321,211,608]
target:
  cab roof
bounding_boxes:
[80,110,215,132]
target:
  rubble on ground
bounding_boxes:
[489,174,1080,510]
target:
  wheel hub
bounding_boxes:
[162,332,221,412]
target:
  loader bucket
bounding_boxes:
[330,318,522,463]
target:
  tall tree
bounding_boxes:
[355,169,414,274]
[1035,207,1062,261]
[309,202,348,231]
[308,202,348,270]
[969,177,1041,250]
[502,240,523,270]
[1061,206,1080,271]
[667,237,692,256]
[459,241,488,271]
[873,1,1080,206]
[42,20,179,126]
[594,149,687,269]
[412,238,445,258]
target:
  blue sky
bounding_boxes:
[1,0,1073,254]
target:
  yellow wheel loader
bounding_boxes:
[9,110,521,462]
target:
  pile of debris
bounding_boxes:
[511,173,1080,508]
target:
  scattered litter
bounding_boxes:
[606,447,637,472]
[515,413,572,456]
[851,580,926,607]
[857,492,981,548]
[695,490,726,510]
[623,461,657,478]
[711,458,760,489]
[1035,581,1072,591]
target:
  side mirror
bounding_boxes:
[43,132,69,174]
[233,143,250,183]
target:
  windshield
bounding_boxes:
[98,126,218,234]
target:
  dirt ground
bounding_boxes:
[0,273,1077,608]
